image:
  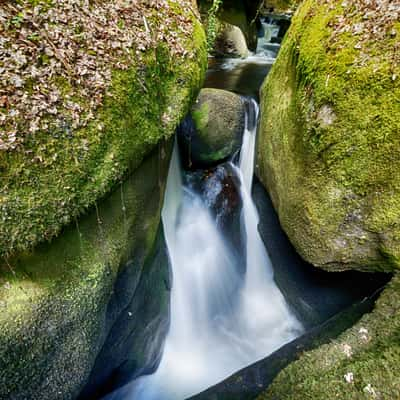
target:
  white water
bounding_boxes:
[255,19,281,60]
[217,18,282,71]
[105,100,303,400]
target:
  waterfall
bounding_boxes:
[105,100,303,400]
[255,18,281,60]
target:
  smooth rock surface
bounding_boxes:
[178,88,245,168]
[213,22,249,58]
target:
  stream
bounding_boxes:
[103,16,389,400]
[104,16,303,400]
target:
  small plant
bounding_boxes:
[206,0,223,52]
[10,13,24,28]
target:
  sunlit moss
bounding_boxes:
[257,0,400,272]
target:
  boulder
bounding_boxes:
[0,0,207,258]
[0,144,172,400]
[254,0,400,398]
[257,0,400,273]
[217,0,262,51]
[213,22,249,58]
[178,88,245,168]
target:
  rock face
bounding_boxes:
[257,0,400,273]
[254,0,400,399]
[0,144,172,400]
[0,1,207,399]
[178,88,245,168]
[213,22,249,58]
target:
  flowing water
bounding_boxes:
[106,97,303,400]
[105,14,303,400]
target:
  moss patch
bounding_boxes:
[257,273,400,400]
[257,0,400,272]
[0,142,172,399]
[0,2,207,258]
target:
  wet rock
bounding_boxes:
[184,163,246,273]
[213,22,249,58]
[178,88,245,169]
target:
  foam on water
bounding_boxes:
[105,99,303,400]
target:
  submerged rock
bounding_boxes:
[185,163,245,267]
[178,88,245,168]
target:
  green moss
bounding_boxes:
[0,8,207,259]
[0,4,207,398]
[0,142,171,399]
[257,0,400,272]
[257,273,400,400]
[264,0,296,12]
[192,102,210,132]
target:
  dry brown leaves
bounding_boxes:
[327,0,400,69]
[0,0,195,151]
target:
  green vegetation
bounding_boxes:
[0,145,171,399]
[257,0,400,272]
[204,0,224,51]
[257,273,400,400]
[0,2,207,258]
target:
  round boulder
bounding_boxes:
[178,88,245,168]
[214,23,249,59]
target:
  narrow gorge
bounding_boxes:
[0,1,399,400]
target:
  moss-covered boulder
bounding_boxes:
[178,88,245,168]
[0,1,207,399]
[257,0,400,272]
[213,21,249,58]
[0,0,207,258]
[257,273,400,400]
[0,144,172,400]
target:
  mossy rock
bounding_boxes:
[178,88,245,168]
[0,144,172,400]
[257,0,400,272]
[209,0,261,51]
[262,0,297,13]
[0,2,207,259]
[257,273,400,400]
